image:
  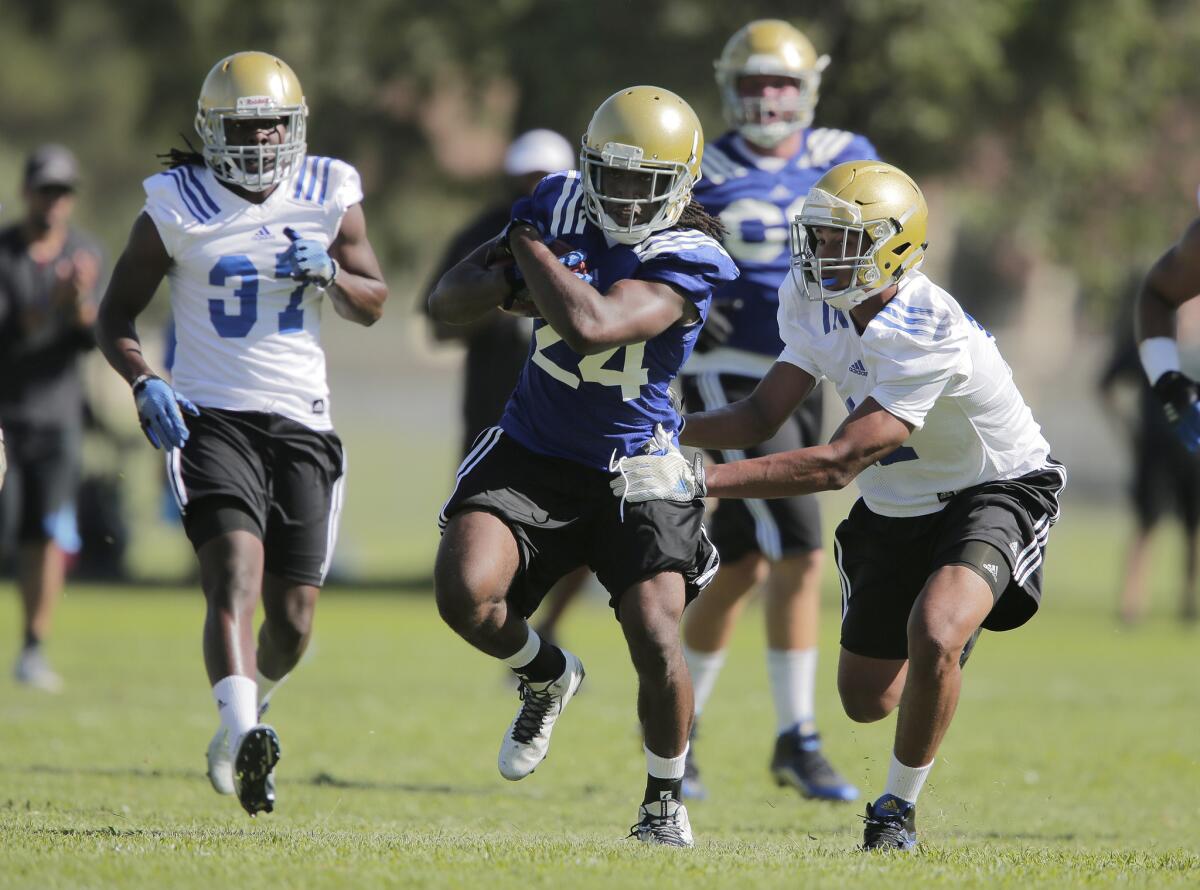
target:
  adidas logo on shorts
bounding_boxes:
[983,563,999,580]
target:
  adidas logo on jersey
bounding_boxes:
[252,225,273,241]
[848,360,868,377]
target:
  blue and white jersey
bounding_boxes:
[499,172,739,469]
[777,271,1051,517]
[142,156,362,430]
[688,128,877,373]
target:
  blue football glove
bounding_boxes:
[132,375,199,450]
[1153,371,1200,452]
[501,248,593,310]
[282,227,338,288]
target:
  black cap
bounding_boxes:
[24,144,80,190]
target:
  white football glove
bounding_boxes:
[610,447,706,505]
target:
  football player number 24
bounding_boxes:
[208,253,307,338]
[532,327,648,401]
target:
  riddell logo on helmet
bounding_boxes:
[236,95,277,112]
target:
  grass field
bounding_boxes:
[2,505,1199,888]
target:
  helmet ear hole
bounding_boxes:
[892,242,911,255]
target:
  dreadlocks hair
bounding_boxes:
[675,198,727,241]
[157,133,205,169]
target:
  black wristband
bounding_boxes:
[131,373,161,395]
[1153,370,1200,424]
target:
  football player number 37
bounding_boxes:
[208,252,307,338]
[532,327,649,401]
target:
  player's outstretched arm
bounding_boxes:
[509,225,693,354]
[97,212,171,385]
[681,361,815,451]
[702,397,912,499]
[427,237,512,325]
[319,204,388,326]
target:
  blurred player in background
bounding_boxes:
[429,86,737,846]
[678,19,875,801]
[1099,277,1200,625]
[97,52,388,816]
[1134,202,1200,618]
[613,161,1065,850]
[422,128,588,644]
[0,144,102,693]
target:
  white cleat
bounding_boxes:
[206,726,235,795]
[206,701,269,796]
[498,650,585,781]
[13,647,63,693]
[630,795,694,847]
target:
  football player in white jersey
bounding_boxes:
[679,18,874,803]
[612,160,1066,850]
[96,51,388,817]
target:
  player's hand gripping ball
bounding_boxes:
[489,239,593,318]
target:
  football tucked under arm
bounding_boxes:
[488,239,591,318]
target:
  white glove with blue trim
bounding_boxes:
[610,424,706,504]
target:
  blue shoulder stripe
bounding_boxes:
[304,157,327,201]
[874,314,930,337]
[293,156,317,200]
[165,169,208,223]
[318,157,333,204]
[879,305,937,331]
[181,165,220,216]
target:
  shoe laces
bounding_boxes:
[862,809,909,850]
[511,679,556,744]
[628,801,688,846]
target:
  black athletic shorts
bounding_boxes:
[167,407,346,587]
[438,427,720,618]
[0,420,81,550]
[681,371,823,560]
[1132,429,1200,531]
[834,460,1067,660]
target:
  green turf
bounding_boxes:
[1,505,1198,888]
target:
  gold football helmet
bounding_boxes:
[790,160,928,311]
[714,19,829,147]
[194,51,307,192]
[580,86,703,245]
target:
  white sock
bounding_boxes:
[257,669,288,710]
[683,645,726,718]
[644,743,688,779]
[501,625,541,671]
[767,647,818,735]
[884,752,934,804]
[212,675,258,747]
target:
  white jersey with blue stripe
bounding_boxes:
[777,271,1051,517]
[142,156,362,430]
[687,128,877,369]
[499,172,740,469]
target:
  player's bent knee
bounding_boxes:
[838,683,896,723]
[905,618,964,670]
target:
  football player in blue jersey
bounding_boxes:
[429,86,738,846]
[678,19,877,802]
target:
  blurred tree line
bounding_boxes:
[2,0,1199,322]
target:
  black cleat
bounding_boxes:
[233,724,281,816]
[770,728,859,801]
[862,794,918,851]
